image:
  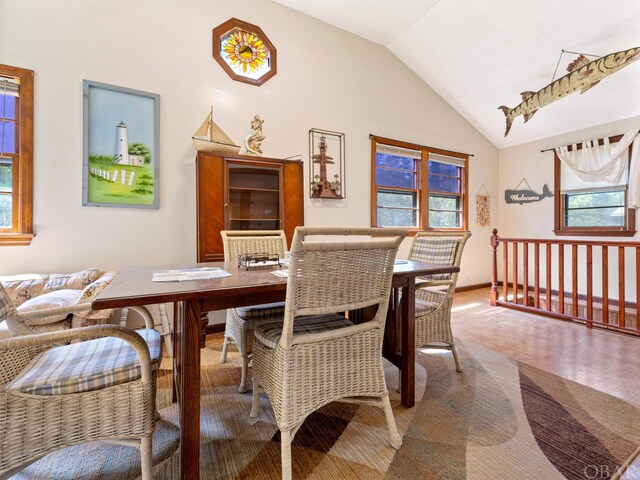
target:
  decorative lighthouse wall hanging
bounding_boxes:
[309,128,345,199]
[82,80,159,209]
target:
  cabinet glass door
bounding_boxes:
[226,162,282,230]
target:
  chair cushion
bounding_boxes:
[235,301,285,321]
[8,329,162,395]
[255,313,353,349]
[415,298,440,316]
[16,289,82,325]
[411,238,459,281]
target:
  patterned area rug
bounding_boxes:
[11,339,640,479]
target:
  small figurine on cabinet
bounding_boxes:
[309,129,344,199]
[244,115,265,155]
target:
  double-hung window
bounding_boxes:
[554,134,635,236]
[0,64,34,245]
[428,152,466,228]
[371,136,468,231]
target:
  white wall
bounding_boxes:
[0,0,499,287]
[498,116,640,301]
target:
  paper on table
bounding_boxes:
[270,269,289,278]
[152,267,232,282]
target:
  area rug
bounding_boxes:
[12,339,640,479]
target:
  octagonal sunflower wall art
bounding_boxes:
[212,18,277,86]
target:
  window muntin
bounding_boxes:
[375,151,417,189]
[0,65,34,245]
[564,190,625,227]
[554,134,635,236]
[0,157,13,228]
[427,154,464,228]
[429,194,462,228]
[377,189,418,227]
[1,86,17,154]
[0,84,18,233]
[428,161,460,192]
[374,145,420,228]
[372,137,468,231]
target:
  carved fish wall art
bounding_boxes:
[499,46,640,137]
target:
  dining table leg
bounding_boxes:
[400,280,416,408]
[175,299,202,480]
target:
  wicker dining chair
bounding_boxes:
[408,230,471,372]
[220,230,288,392]
[0,283,161,479]
[249,227,407,480]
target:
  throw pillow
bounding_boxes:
[17,289,83,326]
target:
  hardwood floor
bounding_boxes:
[452,287,640,406]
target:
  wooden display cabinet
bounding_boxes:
[196,152,304,262]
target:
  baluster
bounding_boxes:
[523,242,529,307]
[572,244,578,317]
[534,243,540,308]
[586,245,593,327]
[558,244,565,314]
[490,229,499,306]
[512,242,518,304]
[546,243,552,311]
[503,241,509,303]
[602,246,609,324]
[619,246,625,329]
[484,236,640,334]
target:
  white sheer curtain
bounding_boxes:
[555,129,640,209]
[628,134,640,208]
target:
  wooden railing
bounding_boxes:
[490,229,640,336]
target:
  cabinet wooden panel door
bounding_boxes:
[196,152,303,262]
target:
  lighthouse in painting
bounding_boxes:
[116,121,128,164]
[310,135,342,199]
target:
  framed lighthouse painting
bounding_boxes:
[82,80,159,208]
[309,128,345,199]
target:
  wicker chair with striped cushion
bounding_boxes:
[220,230,288,393]
[408,230,471,372]
[249,227,407,480]
[0,283,161,480]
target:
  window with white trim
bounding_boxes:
[554,134,635,236]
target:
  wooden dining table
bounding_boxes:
[93,259,458,480]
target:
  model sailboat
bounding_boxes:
[192,107,241,153]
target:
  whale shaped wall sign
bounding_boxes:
[505,184,554,204]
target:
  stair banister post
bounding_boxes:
[490,229,500,306]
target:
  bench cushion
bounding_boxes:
[8,329,162,395]
[1,269,101,307]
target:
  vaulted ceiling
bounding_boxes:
[275,0,640,149]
